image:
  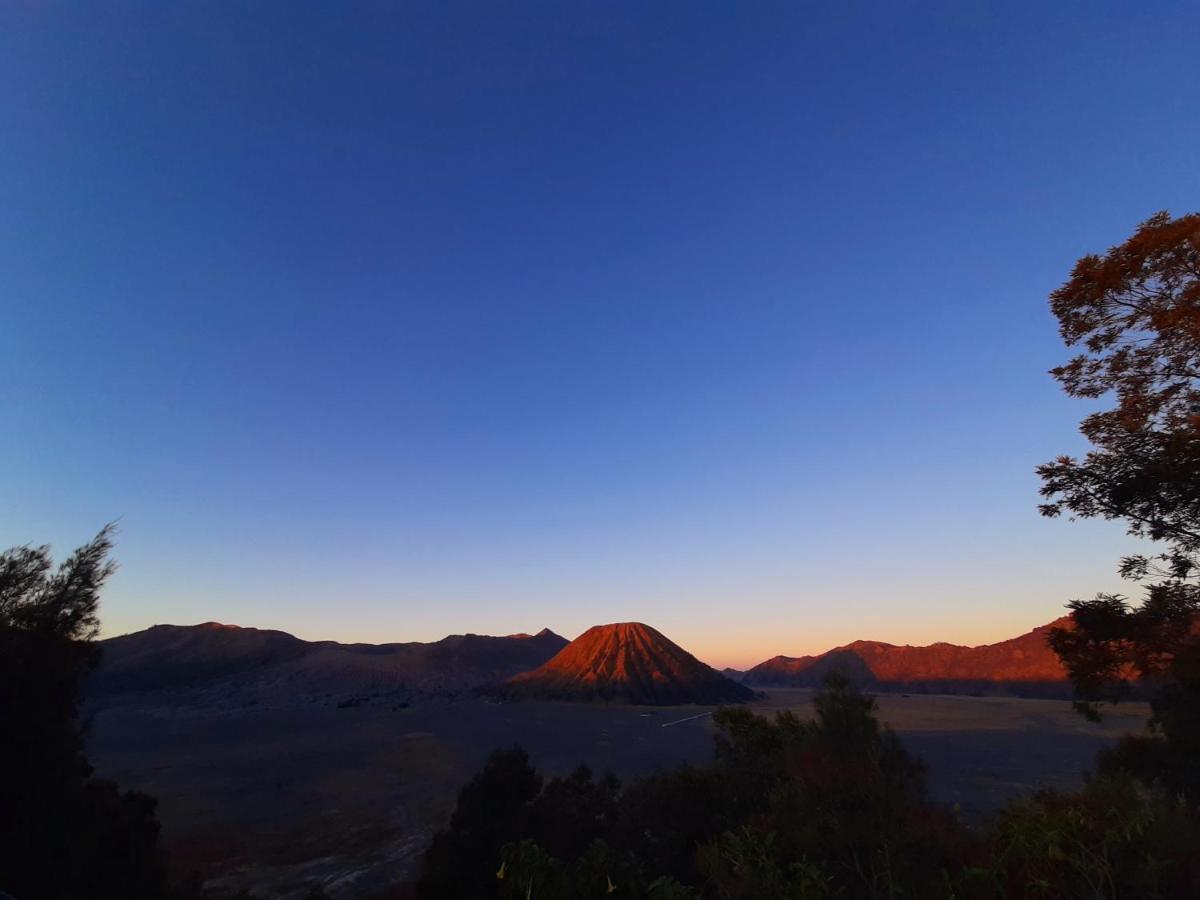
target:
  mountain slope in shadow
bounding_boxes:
[91,623,568,708]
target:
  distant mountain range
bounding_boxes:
[740,618,1072,697]
[91,622,567,709]
[492,622,756,705]
[89,617,1076,710]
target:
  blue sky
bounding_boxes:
[3,2,1198,667]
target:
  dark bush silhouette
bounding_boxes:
[966,775,1200,898]
[418,675,975,898]
[420,673,1200,898]
[616,764,736,886]
[418,746,545,899]
[0,527,169,899]
[698,674,964,898]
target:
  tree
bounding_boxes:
[418,746,544,899]
[700,674,958,898]
[1038,211,1200,800]
[419,676,971,898]
[0,526,169,899]
[975,775,1200,898]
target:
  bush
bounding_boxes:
[419,675,975,899]
[967,775,1200,899]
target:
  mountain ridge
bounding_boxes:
[91,617,1082,708]
[742,617,1073,696]
[91,622,568,708]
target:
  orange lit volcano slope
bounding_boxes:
[497,622,756,705]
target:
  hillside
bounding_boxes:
[742,618,1072,697]
[496,622,756,705]
[91,622,568,709]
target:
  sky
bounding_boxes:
[2,2,1199,668]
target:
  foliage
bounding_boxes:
[419,746,544,899]
[616,764,737,884]
[1036,210,1200,803]
[419,675,973,898]
[0,526,169,899]
[1038,211,1200,579]
[495,839,693,900]
[964,775,1200,899]
[420,666,1200,898]
[695,828,836,899]
[0,526,115,640]
[700,674,965,898]
[1048,591,1200,802]
[528,764,622,861]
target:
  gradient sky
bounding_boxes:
[3,2,1199,668]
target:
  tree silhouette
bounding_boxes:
[0,526,168,899]
[1039,211,1200,801]
[418,746,544,899]
[419,676,967,898]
